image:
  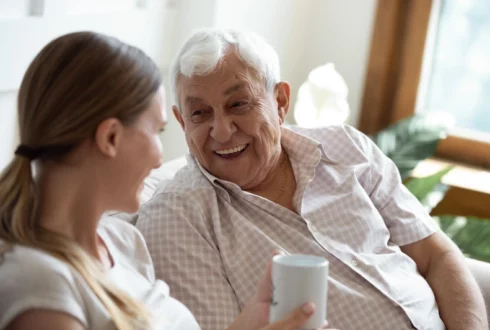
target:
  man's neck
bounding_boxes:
[245,150,292,201]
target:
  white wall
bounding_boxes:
[0,91,19,170]
[0,0,170,170]
[301,0,377,127]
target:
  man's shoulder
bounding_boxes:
[289,125,372,164]
[136,165,219,241]
[289,124,365,144]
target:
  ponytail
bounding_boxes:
[0,156,34,242]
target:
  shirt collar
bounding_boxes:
[188,126,325,196]
[281,126,325,167]
[186,154,237,200]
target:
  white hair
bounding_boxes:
[170,28,281,106]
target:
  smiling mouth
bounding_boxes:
[214,144,249,159]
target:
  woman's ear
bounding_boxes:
[94,118,123,158]
[275,81,291,123]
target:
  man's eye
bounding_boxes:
[191,110,206,116]
[189,109,211,123]
[231,101,248,108]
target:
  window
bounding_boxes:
[419,0,490,142]
[359,0,490,168]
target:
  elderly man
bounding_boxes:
[137,28,488,330]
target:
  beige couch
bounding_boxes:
[111,156,489,325]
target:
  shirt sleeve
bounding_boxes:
[343,125,439,246]
[136,192,241,330]
[99,216,156,283]
[0,246,87,329]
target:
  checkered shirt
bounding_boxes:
[137,125,445,330]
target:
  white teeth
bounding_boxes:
[215,144,247,155]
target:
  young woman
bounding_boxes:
[0,32,331,330]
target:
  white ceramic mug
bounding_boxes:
[269,254,328,329]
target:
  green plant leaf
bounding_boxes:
[372,115,448,179]
[436,215,490,263]
[405,166,453,202]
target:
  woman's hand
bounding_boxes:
[261,302,333,330]
[227,252,336,330]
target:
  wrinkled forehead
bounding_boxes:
[176,51,265,101]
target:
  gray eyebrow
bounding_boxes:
[185,96,204,105]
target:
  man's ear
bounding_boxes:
[94,118,123,158]
[275,81,291,124]
[172,105,185,130]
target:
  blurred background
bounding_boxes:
[0,0,377,167]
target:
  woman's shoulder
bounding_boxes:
[98,216,155,282]
[98,215,146,252]
[0,242,75,280]
[0,242,87,329]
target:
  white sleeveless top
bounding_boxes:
[0,217,201,330]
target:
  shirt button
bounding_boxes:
[310,225,318,233]
[351,260,358,267]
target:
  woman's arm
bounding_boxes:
[6,310,85,330]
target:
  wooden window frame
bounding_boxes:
[359,0,490,168]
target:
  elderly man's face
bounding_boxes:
[173,51,290,189]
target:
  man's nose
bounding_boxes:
[210,112,237,143]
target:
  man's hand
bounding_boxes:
[402,231,488,329]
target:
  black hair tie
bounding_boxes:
[14,145,43,161]
[15,144,74,161]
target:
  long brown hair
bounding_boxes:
[0,31,162,329]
